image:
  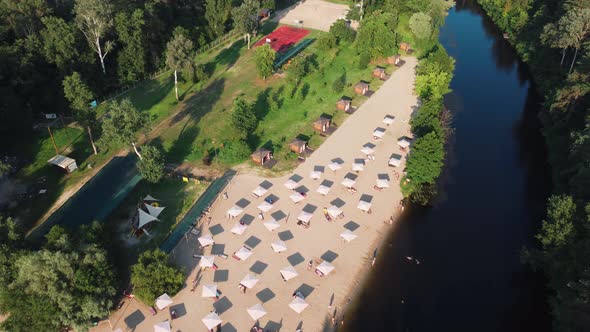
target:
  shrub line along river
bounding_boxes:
[344,1,553,331]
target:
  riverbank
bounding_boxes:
[93,56,418,332]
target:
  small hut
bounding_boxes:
[259,9,271,20]
[251,148,272,166]
[400,42,411,52]
[313,116,332,133]
[289,138,307,154]
[48,155,78,173]
[354,82,369,96]
[372,67,386,79]
[387,54,401,66]
[336,98,351,112]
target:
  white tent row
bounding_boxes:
[201,284,218,298]
[341,177,356,188]
[327,162,342,171]
[264,219,281,231]
[290,192,305,203]
[202,312,222,330]
[398,137,411,148]
[231,223,248,235]
[383,115,395,125]
[297,211,313,223]
[235,246,253,260]
[198,234,214,247]
[317,184,331,195]
[247,303,267,321]
[240,274,259,289]
[155,293,173,310]
[376,178,390,188]
[373,127,386,139]
[284,179,298,190]
[227,205,243,218]
[316,261,335,276]
[280,265,298,281]
[352,160,364,172]
[289,296,308,314]
[361,145,375,155]
[144,194,160,202]
[144,203,165,218]
[257,201,273,212]
[199,255,215,268]
[389,155,401,167]
[138,209,158,228]
[252,186,268,198]
[340,229,357,242]
[153,321,171,332]
[309,170,322,180]
[271,240,287,253]
[327,206,343,219]
[357,200,372,212]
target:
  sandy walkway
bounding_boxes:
[272,0,349,32]
[97,57,418,332]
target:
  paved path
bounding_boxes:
[273,0,349,32]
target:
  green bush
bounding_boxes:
[131,249,184,304]
[332,70,347,93]
[317,33,337,51]
[218,139,251,164]
[358,52,370,69]
[329,19,356,44]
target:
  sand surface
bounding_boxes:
[94,57,418,332]
[272,0,349,32]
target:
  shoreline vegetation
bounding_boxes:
[475,0,590,330]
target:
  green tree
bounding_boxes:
[63,72,98,155]
[537,195,577,250]
[137,145,164,183]
[0,162,10,177]
[405,131,444,184]
[358,52,370,69]
[411,99,444,137]
[0,0,51,38]
[232,0,260,49]
[329,19,356,44]
[165,33,194,101]
[287,55,309,84]
[205,0,232,39]
[332,70,346,93]
[131,249,184,304]
[115,9,147,85]
[218,139,251,164]
[355,11,397,59]
[99,99,148,159]
[74,0,115,74]
[255,43,275,79]
[415,69,452,100]
[409,12,433,40]
[231,97,258,138]
[40,17,80,71]
[317,33,336,51]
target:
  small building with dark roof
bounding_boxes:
[251,148,272,166]
[354,82,370,96]
[372,67,386,79]
[336,98,351,112]
[387,54,401,66]
[400,42,411,52]
[313,116,332,133]
[289,138,307,154]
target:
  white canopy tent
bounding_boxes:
[247,303,267,321]
[153,321,171,332]
[297,211,313,223]
[280,265,298,281]
[201,284,218,298]
[284,179,298,190]
[327,206,343,219]
[327,162,342,171]
[227,205,244,218]
[257,201,273,212]
[252,186,267,198]
[144,194,160,202]
[199,255,215,268]
[352,160,364,172]
[389,155,401,167]
[271,240,287,253]
[138,209,158,228]
[202,312,222,330]
[341,177,356,188]
[231,223,248,235]
[289,296,309,314]
[316,184,331,195]
[263,219,280,231]
[155,293,173,310]
[289,193,305,203]
[398,138,411,148]
[235,246,253,260]
[376,178,390,188]
[383,115,395,125]
[373,128,386,139]
[144,204,165,218]
[340,229,358,242]
[361,145,375,155]
[240,274,259,289]
[198,234,214,247]
[309,170,322,180]
[357,200,372,212]
[316,261,335,276]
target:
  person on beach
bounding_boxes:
[258,212,264,220]
[223,192,228,200]
[307,260,313,270]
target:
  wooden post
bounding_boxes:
[47,126,59,155]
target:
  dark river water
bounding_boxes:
[344,1,552,331]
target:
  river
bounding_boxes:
[344,1,552,331]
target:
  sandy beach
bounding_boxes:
[96,57,418,332]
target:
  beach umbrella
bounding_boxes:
[327,206,343,219]
[373,127,386,138]
[361,144,375,155]
[297,211,313,223]
[138,209,158,228]
[252,186,267,198]
[227,205,243,218]
[316,184,331,195]
[289,297,309,314]
[357,200,372,212]
[397,138,411,149]
[153,320,171,332]
[341,177,356,188]
[144,194,160,202]
[257,201,273,212]
[201,284,218,298]
[284,179,298,190]
[352,160,364,172]
[340,229,357,242]
[199,255,215,268]
[198,234,214,247]
[240,274,259,289]
[202,312,222,330]
[383,115,395,125]
[316,261,335,276]
[271,240,287,253]
[144,203,165,218]
[247,303,267,320]
[235,246,253,260]
[328,162,342,171]
[376,178,390,188]
[264,219,280,231]
[389,155,401,167]
[231,223,248,235]
[309,170,322,180]
[280,265,298,281]
[155,293,173,310]
[290,192,305,203]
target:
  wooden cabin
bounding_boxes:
[289,138,307,154]
[372,67,386,79]
[354,82,369,96]
[336,98,351,112]
[313,116,331,133]
[400,42,411,52]
[251,148,272,166]
[387,54,401,66]
[259,9,271,20]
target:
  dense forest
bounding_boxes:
[475,0,590,330]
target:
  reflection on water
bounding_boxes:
[343,1,552,331]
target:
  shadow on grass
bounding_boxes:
[214,39,246,70]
